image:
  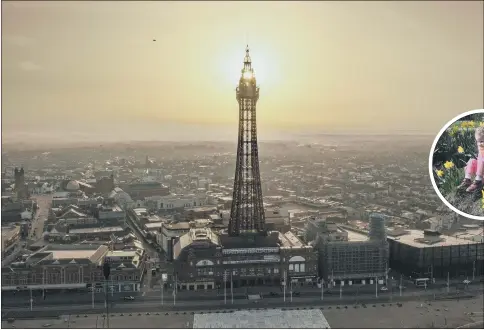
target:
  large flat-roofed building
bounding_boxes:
[388,228,484,278]
[1,244,108,291]
[123,181,170,200]
[1,244,145,293]
[172,228,318,291]
[309,214,389,286]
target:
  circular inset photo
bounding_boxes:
[430,109,484,220]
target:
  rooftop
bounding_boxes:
[278,231,305,248]
[69,226,124,234]
[145,222,163,230]
[22,244,108,266]
[1,225,20,242]
[388,229,480,248]
[163,222,191,230]
[345,229,370,242]
[106,250,138,258]
[44,249,96,259]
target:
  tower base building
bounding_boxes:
[172,228,318,290]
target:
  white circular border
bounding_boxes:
[429,108,484,220]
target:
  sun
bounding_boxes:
[216,44,281,92]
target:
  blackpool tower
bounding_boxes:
[229,46,266,237]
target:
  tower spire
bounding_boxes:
[243,45,253,74]
[230,46,264,236]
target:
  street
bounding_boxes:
[30,194,52,240]
[2,281,482,310]
[2,288,481,320]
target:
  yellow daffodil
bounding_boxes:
[443,161,454,169]
[457,146,464,154]
[449,125,459,137]
[461,121,475,128]
[436,170,444,177]
[482,190,484,209]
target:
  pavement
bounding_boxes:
[2,293,483,328]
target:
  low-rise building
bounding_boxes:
[98,204,125,221]
[1,244,145,293]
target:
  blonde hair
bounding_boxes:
[475,127,484,139]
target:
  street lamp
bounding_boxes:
[103,261,111,328]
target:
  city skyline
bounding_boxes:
[1,1,483,143]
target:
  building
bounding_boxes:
[123,181,170,200]
[171,47,318,291]
[1,226,21,259]
[68,226,128,241]
[144,193,206,211]
[103,250,146,292]
[56,207,98,227]
[160,222,194,256]
[109,187,134,209]
[387,228,484,279]
[1,196,32,223]
[98,204,125,221]
[13,167,29,200]
[2,244,109,291]
[181,206,218,222]
[172,228,317,291]
[310,214,389,286]
[1,244,145,293]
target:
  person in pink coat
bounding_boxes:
[458,126,484,193]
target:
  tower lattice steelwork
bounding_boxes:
[229,46,266,237]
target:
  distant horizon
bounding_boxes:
[1,122,435,147]
[1,126,434,152]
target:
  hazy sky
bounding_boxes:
[2,1,483,141]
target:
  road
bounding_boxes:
[124,209,171,291]
[29,194,52,240]
[2,281,482,310]
[2,288,481,320]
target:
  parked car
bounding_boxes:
[124,296,135,301]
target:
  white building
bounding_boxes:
[109,187,134,209]
[144,193,207,210]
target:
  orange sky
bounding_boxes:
[1,1,483,141]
